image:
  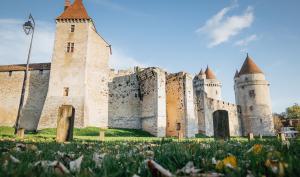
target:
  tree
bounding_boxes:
[286,103,300,119]
[273,113,284,133]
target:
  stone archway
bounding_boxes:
[213,110,230,139]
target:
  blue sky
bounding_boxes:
[0,0,299,113]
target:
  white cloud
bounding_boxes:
[109,49,146,70]
[235,34,257,46]
[0,18,55,65]
[196,5,254,47]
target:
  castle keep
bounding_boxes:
[0,0,275,137]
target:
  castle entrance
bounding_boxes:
[56,105,75,142]
[213,110,230,139]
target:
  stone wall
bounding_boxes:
[108,67,167,137]
[183,74,198,137]
[166,72,197,138]
[0,70,50,130]
[138,67,166,137]
[85,24,110,128]
[205,98,241,136]
[108,69,141,129]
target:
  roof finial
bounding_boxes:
[246,53,249,58]
[64,0,71,11]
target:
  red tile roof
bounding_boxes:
[57,0,90,20]
[205,66,217,79]
[239,54,263,75]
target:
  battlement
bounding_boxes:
[207,98,236,108]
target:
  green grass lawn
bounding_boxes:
[0,126,299,177]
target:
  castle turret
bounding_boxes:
[38,0,111,129]
[234,54,274,136]
[194,66,222,100]
[197,69,206,79]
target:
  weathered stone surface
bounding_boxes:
[0,70,49,130]
[166,72,197,138]
[39,19,110,129]
[234,73,275,136]
[248,133,254,141]
[193,74,242,137]
[56,105,74,143]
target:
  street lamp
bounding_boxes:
[14,14,35,135]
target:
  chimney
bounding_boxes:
[64,0,71,11]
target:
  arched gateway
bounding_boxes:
[213,110,230,139]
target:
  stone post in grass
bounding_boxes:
[16,128,25,139]
[248,133,254,141]
[259,134,263,140]
[178,132,184,140]
[99,128,106,141]
[279,133,286,141]
[56,105,75,143]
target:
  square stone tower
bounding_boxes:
[38,0,111,129]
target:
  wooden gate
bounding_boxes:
[213,110,230,139]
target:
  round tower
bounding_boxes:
[234,54,274,136]
[193,67,222,100]
[204,66,222,100]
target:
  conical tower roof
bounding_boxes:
[234,70,239,78]
[239,54,263,76]
[205,66,217,79]
[57,0,90,20]
[199,69,205,75]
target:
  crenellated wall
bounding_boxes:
[205,98,241,136]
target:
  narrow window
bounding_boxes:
[237,105,242,114]
[216,90,218,95]
[63,87,69,96]
[9,71,12,77]
[39,70,43,75]
[67,42,70,52]
[66,42,75,53]
[249,90,256,98]
[70,43,74,52]
[70,25,75,32]
[250,106,254,111]
[176,123,181,131]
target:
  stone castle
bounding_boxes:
[0,0,275,137]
